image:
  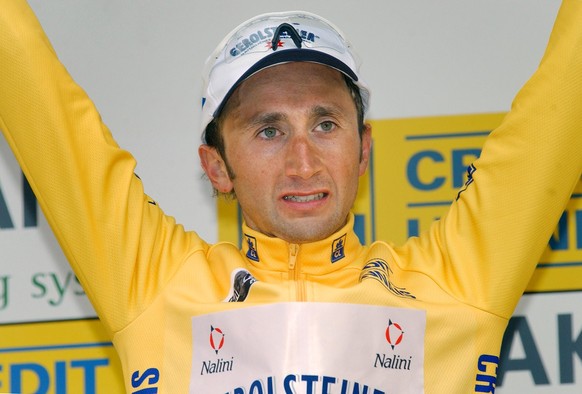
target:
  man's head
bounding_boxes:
[198,11,372,244]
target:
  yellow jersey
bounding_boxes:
[1,0,581,392]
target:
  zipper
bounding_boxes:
[288,244,305,301]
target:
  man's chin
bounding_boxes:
[274,216,348,244]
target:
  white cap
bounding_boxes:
[200,10,370,142]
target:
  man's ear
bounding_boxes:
[198,144,234,193]
[359,123,372,176]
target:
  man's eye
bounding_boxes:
[319,121,335,132]
[259,127,278,139]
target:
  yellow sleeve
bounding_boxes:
[402,0,582,319]
[0,0,200,336]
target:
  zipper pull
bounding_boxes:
[288,244,299,270]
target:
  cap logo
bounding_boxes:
[229,24,318,58]
[229,27,276,57]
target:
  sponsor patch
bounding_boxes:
[331,234,347,263]
[244,234,260,262]
[190,303,426,393]
[224,269,257,303]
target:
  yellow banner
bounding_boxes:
[0,319,123,393]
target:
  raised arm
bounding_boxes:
[402,0,582,318]
[0,1,196,335]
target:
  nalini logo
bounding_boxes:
[201,325,234,375]
[385,319,404,350]
[373,319,413,371]
[209,326,225,354]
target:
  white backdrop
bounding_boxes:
[3,1,578,392]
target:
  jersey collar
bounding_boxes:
[240,213,364,275]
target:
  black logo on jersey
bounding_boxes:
[331,234,347,263]
[227,269,257,302]
[456,163,477,200]
[360,259,416,299]
[245,234,260,262]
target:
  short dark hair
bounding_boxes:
[203,73,366,197]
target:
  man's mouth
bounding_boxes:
[283,192,326,202]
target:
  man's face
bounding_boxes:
[203,62,371,244]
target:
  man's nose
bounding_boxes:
[284,134,322,179]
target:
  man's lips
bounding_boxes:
[282,192,327,202]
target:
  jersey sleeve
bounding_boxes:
[0,1,202,336]
[401,0,582,319]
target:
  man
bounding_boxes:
[1,1,581,393]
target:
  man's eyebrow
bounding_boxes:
[311,105,344,119]
[247,112,288,128]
